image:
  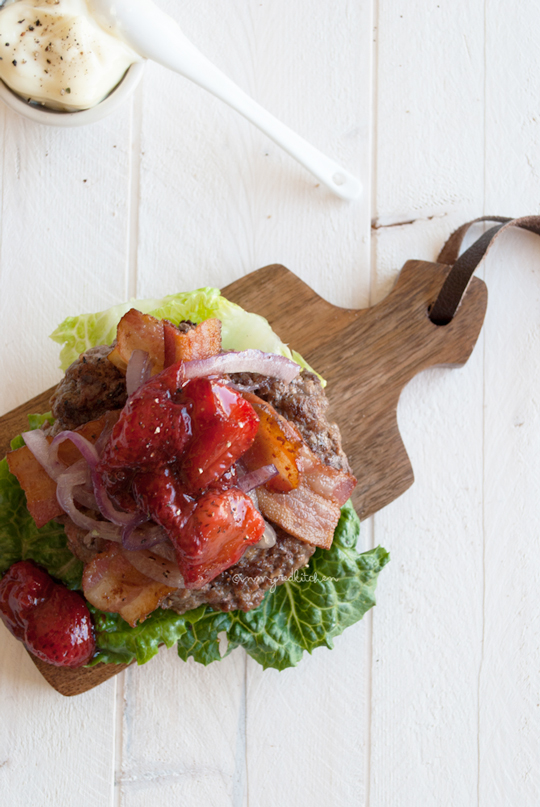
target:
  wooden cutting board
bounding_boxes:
[0,261,487,695]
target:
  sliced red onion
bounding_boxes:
[124,549,185,588]
[256,520,277,549]
[22,429,65,481]
[50,430,100,469]
[126,349,152,396]
[51,430,140,527]
[55,461,121,541]
[91,469,139,527]
[237,464,278,493]
[94,418,115,456]
[183,350,300,384]
[150,541,177,562]
[122,519,169,551]
[73,486,98,510]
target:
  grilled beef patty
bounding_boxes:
[51,346,349,613]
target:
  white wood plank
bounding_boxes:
[369,1,487,804]
[0,101,138,415]
[244,597,372,806]
[479,2,540,802]
[0,623,117,807]
[373,0,485,230]
[479,236,540,800]
[115,647,249,806]
[135,0,371,309]
[485,0,540,217]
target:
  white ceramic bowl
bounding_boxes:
[0,60,145,126]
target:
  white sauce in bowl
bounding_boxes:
[0,0,141,111]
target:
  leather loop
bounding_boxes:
[430,215,540,325]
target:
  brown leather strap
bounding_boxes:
[430,215,540,325]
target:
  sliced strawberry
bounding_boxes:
[0,560,95,667]
[132,466,195,535]
[180,379,259,492]
[99,381,191,471]
[172,487,265,589]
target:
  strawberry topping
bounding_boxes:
[173,488,265,588]
[94,369,263,591]
[179,378,260,492]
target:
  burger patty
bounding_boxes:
[50,345,349,613]
[49,345,127,434]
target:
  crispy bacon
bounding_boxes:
[163,318,222,366]
[255,444,356,550]
[256,486,342,551]
[108,309,165,374]
[82,542,175,627]
[241,392,302,492]
[6,446,60,528]
[108,309,222,375]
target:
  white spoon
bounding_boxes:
[91,0,362,201]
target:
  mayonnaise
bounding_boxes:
[0,0,141,111]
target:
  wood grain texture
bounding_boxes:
[0,261,486,697]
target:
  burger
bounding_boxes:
[0,288,389,672]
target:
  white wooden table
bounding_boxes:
[1,1,539,804]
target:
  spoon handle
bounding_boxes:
[100,0,362,200]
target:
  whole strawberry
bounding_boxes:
[0,560,53,640]
[0,560,95,668]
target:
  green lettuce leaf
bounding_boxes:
[89,605,208,666]
[50,288,319,378]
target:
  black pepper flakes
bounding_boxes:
[12,59,17,66]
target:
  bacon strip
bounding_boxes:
[241,392,302,492]
[255,444,356,550]
[108,309,222,375]
[163,318,222,366]
[82,542,175,627]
